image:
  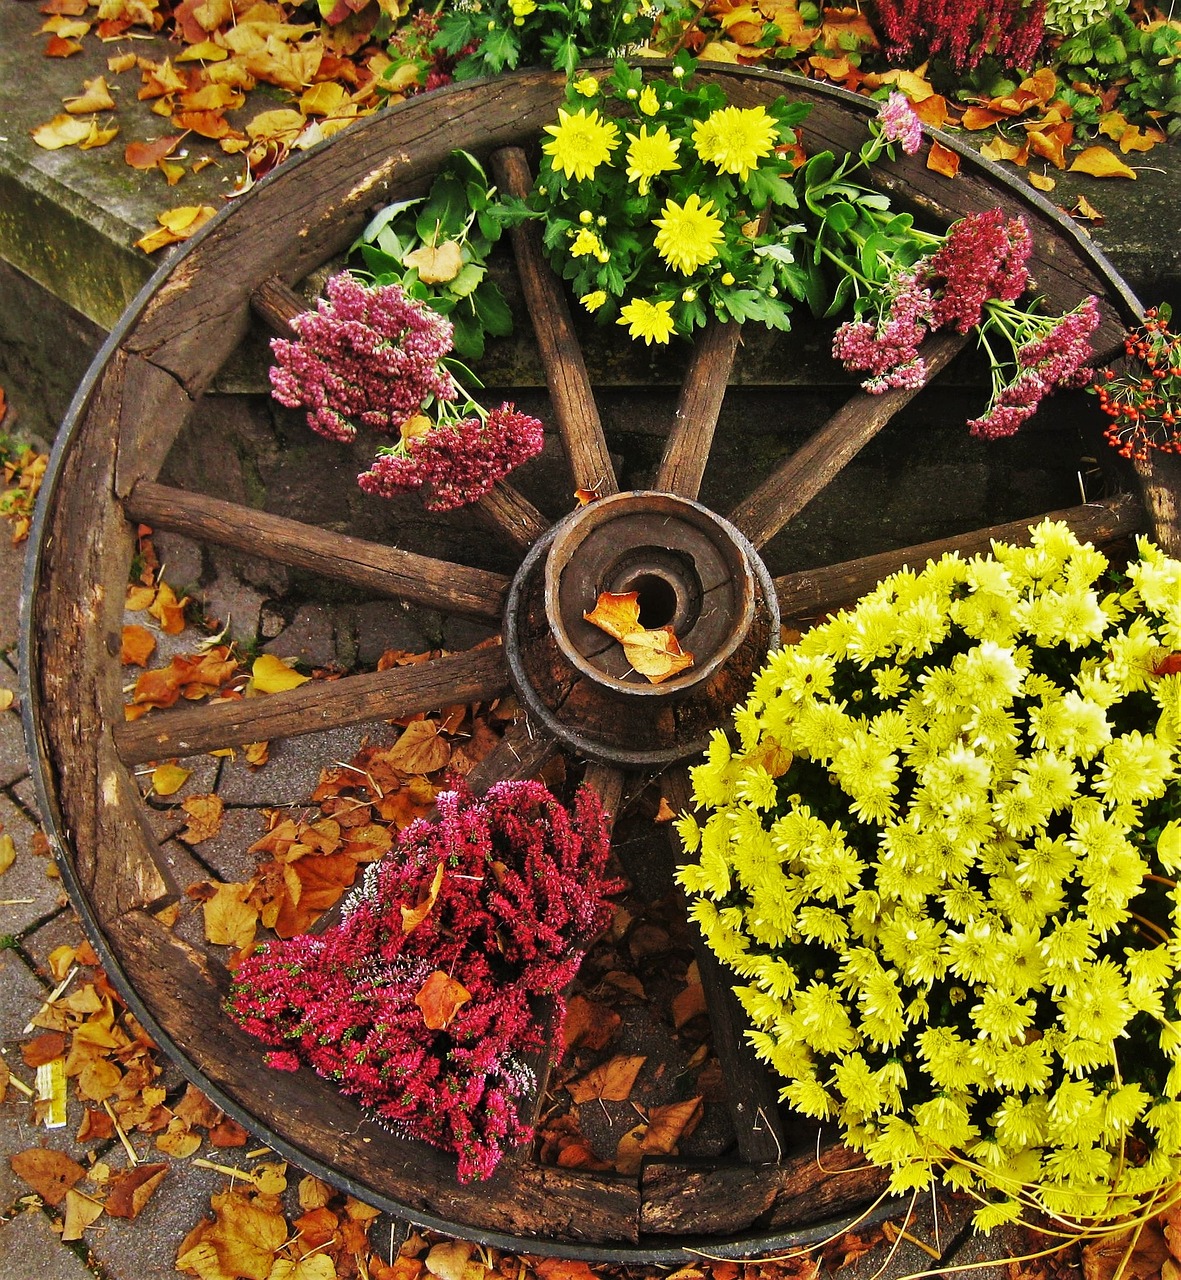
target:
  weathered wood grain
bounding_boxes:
[474,481,550,552]
[774,491,1144,618]
[729,331,968,549]
[655,319,744,499]
[114,644,510,764]
[491,148,617,497]
[112,352,195,499]
[124,480,510,621]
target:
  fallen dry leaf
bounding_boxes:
[61,1187,105,1240]
[121,623,157,666]
[31,113,93,149]
[415,970,472,1031]
[566,1053,646,1103]
[180,793,224,844]
[199,880,256,947]
[1069,146,1137,180]
[10,1147,87,1205]
[135,204,217,254]
[124,135,183,169]
[0,833,15,876]
[404,240,464,285]
[563,994,620,1052]
[387,720,450,774]
[251,653,310,693]
[926,139,960,178]
[64,75,116,113]
[401,862,444,934]
[583,591,694,684]
[151,762,192,797]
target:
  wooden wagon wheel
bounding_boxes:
[23,64,1153,1261]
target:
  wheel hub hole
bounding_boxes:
[625,573,679,629]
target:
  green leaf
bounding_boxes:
[473,285,513,337]
[433,10,479,57]
[802,150,836,188]
[744,165,798,208]
[823,273,853,319]
[824,200,858,234]
[449,263,486,298]
[480,25,521,75]
[416,174,467,244]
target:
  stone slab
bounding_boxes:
[0,1206,97,1280]
[0,794,65,939]
[0,707,30,790]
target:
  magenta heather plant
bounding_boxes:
[225,780,620,1182]
[269,273,544,508]
[874,0,1046,72]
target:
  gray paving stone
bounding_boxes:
[346,599,443,668]
[134,753,220,808]
[174,807,266,887]
[261,604,336,669]
[215,722,400,807]
[20,911,85,983]
[0,951,48,1046]
[0,708,29,789]
[0,1205,96,1280]
[0,795,66,938]
[0,1087,95,1218]
[11,779,41,826]
[198,568,267,646]
[149,531,204,595]
[0,540,28,660]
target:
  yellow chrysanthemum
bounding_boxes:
[616,297,676,345]
[579,290,607,314]
[568,227,604,258]
[692,104,778,180]
[652,193,725,275]
[638,84,660,116]
[624,124,680,195]
[542,106,620,182]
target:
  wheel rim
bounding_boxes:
[22,63,1148,1260]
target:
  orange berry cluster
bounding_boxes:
[1092,306,1181,461]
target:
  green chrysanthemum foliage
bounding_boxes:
[677,520,1181,1233]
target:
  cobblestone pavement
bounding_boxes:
[0,478,1051,1280]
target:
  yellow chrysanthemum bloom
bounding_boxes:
[692,104,778,180]
[616,296,676,345]
[508,0,537,15]
[624,124,680,195]
[579,290,607,314]
[638,84,660,116]
[541,106,620,182]
[652,193,725,275]
[572,75,599,97]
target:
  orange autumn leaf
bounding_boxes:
[44,34,84,55]
[1069,146,1137,179]
[125,135,183,169]
[121,623,157,666]
[1026,122,1072,169]
[271,851,359,937]
[180,793,224,844]
[414,970,471,1031]
[566,1053,646,1103]
[387,719,451,774]
[11,1148,87,1205]
[61,1187,104,1241]
[135,205,217,254]
[640,1096,704,1156]
[1072,194,1105,223]
[148,581,190,633]
[173,109,233,139]
[1119,124,1166,154]
[200,880,257,946]
[401,861,444,934]
[583,590,695,684]
[1027,171,1056,192]
[960,105,1006,130]
[910,94,948,129]
[980,136,1027,165]
[926,139,960,178]
[563,994,621,1052]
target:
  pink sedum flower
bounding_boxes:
[358,404,545,510]
[876,92,923,155]
[920,209,1032,334]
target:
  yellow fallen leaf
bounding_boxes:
[401,862,444,934]
[79,119,119,150]
[148,581,190,634]
[1027,171,1055,191]
[926,139,960,178]
[404,241,464,285]
[0,834,16,875]
[566,1054,646,1103]
[31,114,93,150]
[64,76,116,113]
[0,689,13,712]
[108,51,137,72]
[1072,194,1105,223]
[176,39,229,62]
[245,107,307,142]
[386,719,451,773]
[61,1188,104,1241]
[1069,146,1137,179]
[201,881,257,947]
[583,591,694,684]
[160,159,186,186]
[980,137,1025,165]
[299,81,348,115]
[158,204,217,234]
[40,15,90,37]
[126,583,157,610]
[151,762,192,796]
[251,653,310,694]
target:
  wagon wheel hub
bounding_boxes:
[504,491,779,767]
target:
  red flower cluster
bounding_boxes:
[921,209,1032,334]
[875,0,1046,71]
[270,274,458,444]
[225,781,620,1182]
[358,404,545,510]
[831,269,934,393]
[1091,307,1181,461]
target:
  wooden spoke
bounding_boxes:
[729,331,968,549]
[114,644,509,765]
[654,318,745,499]
[775,491,1143,620]
[249,276,549,553]
[464,714,560,794]
[582,760,626,831]
[473,481,549,552]
[490,149,619,497]
[124,480,510,621]
[663,767,786,1164]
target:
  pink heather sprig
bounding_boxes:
[874,0,1046,72]
[919,209,1032,334]
[226,780,621,1183]
[359,403,544,511]
[968,296,1100,440]
[875,92,923,156]
[269,274,458,444]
